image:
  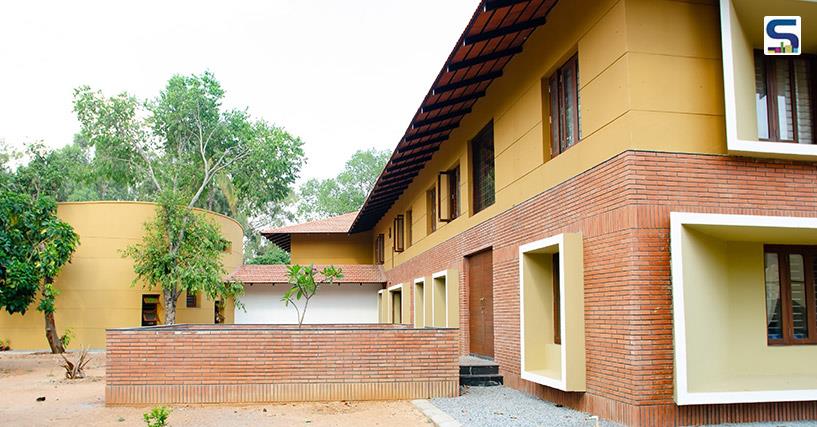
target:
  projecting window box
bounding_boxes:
[518,233,585,392]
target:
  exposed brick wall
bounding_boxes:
[106,324,458,405]
[385,150,817,426]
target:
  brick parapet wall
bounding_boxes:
[384,150,817,426]
[105,324,458,405]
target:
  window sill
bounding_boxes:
[728,138,817,161]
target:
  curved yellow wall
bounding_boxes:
[0,201,244,350]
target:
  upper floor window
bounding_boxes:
[426,187,437,234]
[393,214,405,253]
[471,122,495,214]
[764,245,817,345]
[755,52,816,144]
[405,210,413,248]
[438,165,460,222]
[548,54,581,157]
[375,233,385,264]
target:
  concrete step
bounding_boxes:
[460,373,504,387]
[459,364,499,376]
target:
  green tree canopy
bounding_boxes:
[122,192,243,325]
[246,243,290,265]
[72,71,305,218]
[0,192,79,352]
[296,148,390,221]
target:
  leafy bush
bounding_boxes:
[283,265,343,327]
[60,329,74,349]
[0,338,10,351]
[143,406,171,427]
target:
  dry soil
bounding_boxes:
[0,351,431,426]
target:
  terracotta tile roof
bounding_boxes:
[350,0,554,232]
[261,211,358,235]
[229,264,386,284]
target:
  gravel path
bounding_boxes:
[430,386,817,427]
[430,386,621,427]
[703,423,817,427]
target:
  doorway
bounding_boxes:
[467,249,494,358]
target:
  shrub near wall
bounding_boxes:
[105,324,458,405]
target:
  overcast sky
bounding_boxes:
[0,0,478,180]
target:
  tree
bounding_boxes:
[246,243,290,265]
[122,192,244,325]
[0,139,14,189]
[75,71,304,323]
[0,192,79,353]
[296,148,390,220]
[283,265,343,327]
[73,71,305,217]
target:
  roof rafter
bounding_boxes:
[413,108,472,128]
[463,17,546,45]
[421,91,485,113]
[483,0,530,11]
[447,46,522,72]
[433,71,502,95]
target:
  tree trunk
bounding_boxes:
[44,311,64,354]
[163,288,177,325]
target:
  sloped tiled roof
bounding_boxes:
[262,211,357,235]
[261,211,359,252]
[229,264,386,285]
[350,0,555,232]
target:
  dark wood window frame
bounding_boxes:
[438,165,460,222]
[393,215,405,253]
[141,294,160,326]
[375,233,385,265]
[552,252,561,345]
[754,51,817,144]
[471,122,496,214]
[186,291,199,308]
[427,187,437,234]
[764,244,817,345]
[405,210,413,248]
[548,53,581,158]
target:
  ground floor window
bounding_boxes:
[142,294,159,326]
[186,291,199,308]
[764,245,817,345]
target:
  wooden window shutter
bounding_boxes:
[548,75,560,158]
[438,172,452,222]
[405,210,413,248]
[393,215,405,253]
[438,167,460,222]
[375,234,385,264]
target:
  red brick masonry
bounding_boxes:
[385,151,817,426]
[105,324,458,405]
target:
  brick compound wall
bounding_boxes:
[105,324,458,405]
[385,150,817,426]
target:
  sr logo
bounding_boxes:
[765,16,801,55]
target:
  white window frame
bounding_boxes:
[671,211,817,405]
[519,233,585,392]
[719,0,817,159]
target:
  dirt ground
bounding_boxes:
[0,352,432,427]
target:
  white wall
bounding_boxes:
[235,283,381,324]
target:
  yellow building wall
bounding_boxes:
[290,232,372,265]
[0,201,243,350]
[371,0,726,270]
[681,228,817,393]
